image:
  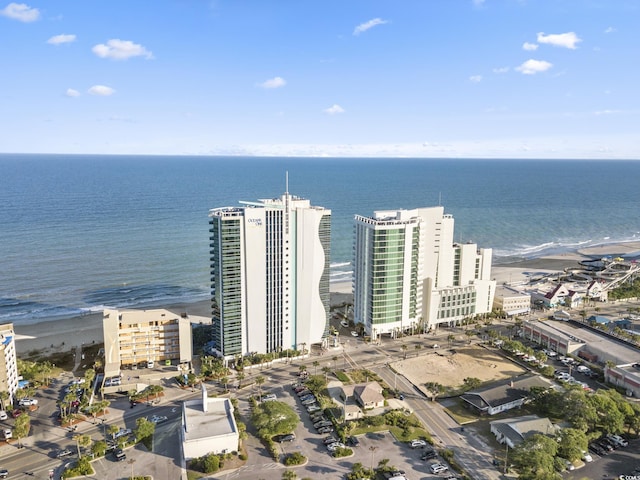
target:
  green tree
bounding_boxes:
[510,433,559,480]
[282,470,297,480]
[251,400,299,438]
[557,428,588,461]
[424,382,445,402]
[322,366,331,383]
[237,371,246,389]
[74,433,92,457]
[312,360,320,375]
[135,416,156,441]
[463,377,482,390]
[401,344,408,359]
[14,412,30,447]
[0,391,9,411]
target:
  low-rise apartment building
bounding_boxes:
[102,308,192,378]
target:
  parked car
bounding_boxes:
[11,409,22,418]
[607,434,628,447]
[410,439,428,449]
[149,415,167,424]
[348,435,360,447]
[588,442,607,456]
[306,405,321,413]
[317,426,334,434]
[18,398,38,407]
[0,411,7,421]
[327,442,346,452]
[0,469,7,479]
[430,463,448,474]
[299,394,315,402]
[2,429,12,440]
[261,394,277,402]
[323,435,338,445]
[314,421,333,429]
[114,448,126,461]
[421,450,438,460]
[275,434,296,443]
[581,450,593,463]
[350,331,359,337]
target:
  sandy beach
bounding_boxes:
[13,240,640,356]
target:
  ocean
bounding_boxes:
[1,154,640,325]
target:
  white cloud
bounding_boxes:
[65,88,80,97]
[522,42,538,51]
[515,59,553,75]
[88,85,115,96]
[353,18,388,36]
[0,2,39,22]
[47,34,76,45]
[594,109,622,116]
[92,39,153,60]
[323,104,345,115]
[604,26,616,34]
[537,32,582,49]
[469,75,482,83]
[493,66,509,74]
[257,77,286,89]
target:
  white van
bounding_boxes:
[147,360,154,369]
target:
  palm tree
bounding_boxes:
[447,334,455,347]
[322,366,331,383]
[401,344,408,359]
[414,344,422,356]
[0,391,9,411]
[220,376,229,391]
[312,360,320,375]
[236,372,246,389]
[74,433,92,457]
[254,375,265,401]
[332,356,338,370]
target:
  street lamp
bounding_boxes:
[369,445,378,473]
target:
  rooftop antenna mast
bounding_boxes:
[285,171,289,195]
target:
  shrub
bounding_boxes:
[283,452,306,466]
[333,447,353,458]
[62,457,93,479]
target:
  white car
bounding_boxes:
[0,411,7,420]
[350,331,359,337]
[430,463,448,474]
[326,442,346,452]
[113,428,132,439]
[3,428,12,439]
[581,450,593,463]
[150,415,167,424]
[340,320,349,328]
[410,439,428,448]
[18,398,38,406]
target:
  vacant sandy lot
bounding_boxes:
[392,345,525,390]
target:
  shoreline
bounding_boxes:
[12,240,640,356]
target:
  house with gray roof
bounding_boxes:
[460,374,552,415]
[490,415,559,448]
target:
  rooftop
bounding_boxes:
[183,396,237,442]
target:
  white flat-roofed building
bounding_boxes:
[182,385,239,459]
[494,286,531,317]
[0,323,19,405]
[102,308,193,378]
[209,189,331,358]
[353,206,495,339]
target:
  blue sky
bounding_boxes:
[1,0,638,158]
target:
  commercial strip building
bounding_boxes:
[102,308,193,378]
[353,206,495,339]
[0,323,19,404]
[209,190,331,359]
[493,286,531,317]
[181,385,239,459]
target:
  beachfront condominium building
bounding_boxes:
[353,206,495,340]
[102,308,193,378]
[209,190,331,359]
[0,323,19,405]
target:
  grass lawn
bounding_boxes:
[442,400,481,425]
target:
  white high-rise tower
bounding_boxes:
[209,190,331,359]
[353,206,495,340]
